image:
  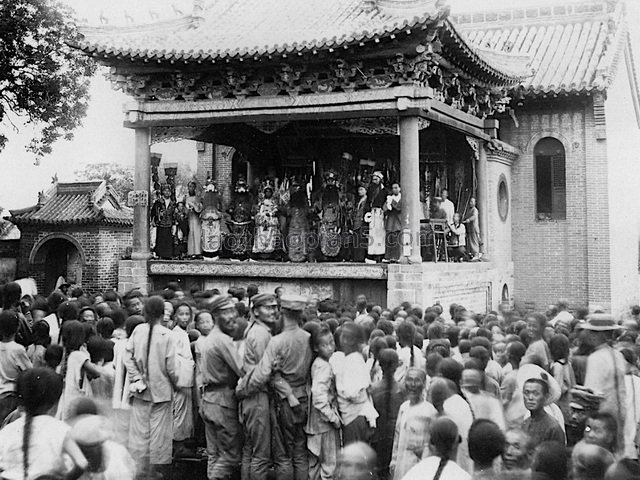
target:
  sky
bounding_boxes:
[1,0,639,210]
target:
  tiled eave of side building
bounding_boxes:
[9,181,134,228]
[69,0,532,118]
[451,0,636,101]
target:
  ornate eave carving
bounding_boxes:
[151,126,207,143]
[109,43,513,119]
[484,139,520,165]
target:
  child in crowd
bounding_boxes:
[391,368,438,480]
[395,322,425,383]
[0,310,32,424]
[0,368,88,479]
[112,315,144,444]
[549,333,575,424]
[26,320,50,368]
[371,348,404,479]
[44,343,64,371]
[87,336,115,405]
[306,324,341,480]
[330,322,378,445]
[173,303,195,450]
[366,336,388,383]
[57,320,102,420]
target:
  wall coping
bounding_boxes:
[148,260,388,280]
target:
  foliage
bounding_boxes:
[75,163,135,201]
[0,0,96,157]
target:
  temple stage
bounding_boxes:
[118,259,513,312]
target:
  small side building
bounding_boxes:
[10,181,133,295]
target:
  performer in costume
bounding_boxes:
[184,181,203,258]
[201,180,224,260]
[150,184,176,259]
[285,181,312,263]
[252,182,280,259]
[226,177,254,260]
[174,201,189,259]
[315,171,343,261]
[463,197,481,260]
[383,182,402,263]
[365,171,387,263]
[350,183,368,262]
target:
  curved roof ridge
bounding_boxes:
[450,0,616,29]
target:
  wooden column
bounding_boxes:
[132,127,151,260]
[399,115,422,264]
[477,142,489,256]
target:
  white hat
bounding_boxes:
[517,364,561,406]
[372,171,384,179]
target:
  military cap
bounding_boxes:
[251,293,277,308]
[207,294,236,312]
[280,294,308,311]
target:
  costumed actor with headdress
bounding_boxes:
[201,179,224,261]
[184,180,204,258]
[151,184,177,259]
[365,171,387,263]
[315,170,344,262]
[252,181,280,260]
[225,177,254,261]
[285,180,312,263]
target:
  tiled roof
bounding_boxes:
[10,181,133,227]
[76,0,447,62]
[451,0,628,96]
[73,0,530,84]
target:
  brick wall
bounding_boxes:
[118,259,151,294]
[196,142,214,186]
[215,145,235,205]
[387,262,513,314]
[485,157,513,267]
[97,227,133,291]
[501,101,603,311]
[16,225,132,295]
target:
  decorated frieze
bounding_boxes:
[108,47,512,118]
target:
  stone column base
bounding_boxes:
[118,259,151,295]
[387,263,424,307]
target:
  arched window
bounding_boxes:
[534,137,566,220]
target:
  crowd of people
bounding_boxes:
[0,280,639,480]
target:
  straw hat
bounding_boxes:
[577,314,621,331]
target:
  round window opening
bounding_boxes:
[497,175,509,222]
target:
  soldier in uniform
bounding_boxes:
[239,293,285,480]
[236,295,313,480]
[199,295,244,480]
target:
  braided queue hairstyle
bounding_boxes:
[59,320,87,381]
[429,417,460,480]
[144,296,165,379]
[17,368,63,480]
[377,348,400,435]
[368,337,389,382]
[396,321,417,367]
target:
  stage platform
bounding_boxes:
[147,259,389,306]
[115,259,514,312]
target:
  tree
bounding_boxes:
[0,0,96,157]
[75,163,134,201]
